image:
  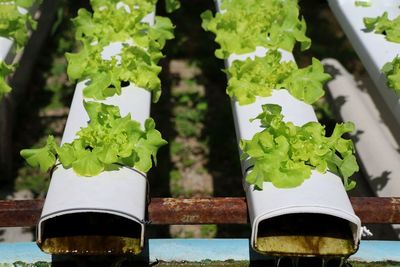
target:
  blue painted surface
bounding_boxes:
[351,241,400,262]
[0,242,51,263]
[148,239,254,262]
[0,239,399,263]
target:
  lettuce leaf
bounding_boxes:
[364,12,400,43]
[355,0,371,7]
[165,0,181,13]
[67,2,175,102]
[0,0,40,50]
[226,50,330,105]
[240,104,359,190]
[20,102,167,176]
[201,0,311,58]
[382,56,400,94]
[0,60,14,100]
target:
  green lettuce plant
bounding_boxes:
[0,0,41,100]
[0,60,14,99]
[364,12,400,43]
[20,101,167,176]
[382,56,400,94]
[66,0,175,102]
[240,104,358,190]
[226,50,331,105]
[355,0,371,7]
[0,0,40,49]
[201,0,311,58]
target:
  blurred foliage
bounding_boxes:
[13,0,88,197]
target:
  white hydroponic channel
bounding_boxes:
[328,0,400,125]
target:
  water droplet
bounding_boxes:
[322,258,327,267]
[339,257,347,267]
[291,257,299,267]
[275,257,283,267]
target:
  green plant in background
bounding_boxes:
[172,87,208,138]
[21,101,167,176]
[226,50,331,105]
[201,0,311,58]
[240,104,358,190]
[200,224,217,237]
[165,0,181,13]
[15,168,49,197]
[364,12,400,43]
[382,56,400,94]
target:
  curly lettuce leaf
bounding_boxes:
[201,0,311,58]
[282,57,331,104]
[67,39,164,101]
[20,136,58,172]
[0,60,14,99]
[21,102,167,176]
[364,12,400,43]
[0,0,40,49]
[165,0,180,13]
[67,4,174,102]
[226,50,330,105]
[241,104,359,190]
[382,56,400,94]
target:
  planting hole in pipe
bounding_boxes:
[255,213,357,256]
[38,212,142,255]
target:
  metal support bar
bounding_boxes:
[0,197,399,227]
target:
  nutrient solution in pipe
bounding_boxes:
[41,236,141,255]
[39,212,143,255]
[255,214,356,256]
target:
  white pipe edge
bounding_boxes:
[328,0,400,126]
[214,0,361,254]
[0,38,14,64]
[38,10,156,254]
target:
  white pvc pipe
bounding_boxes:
[0,38,14,64]
[215,0,361,255]
[328,0,400,125]
[323,58,400,196]
[37,11,155,255]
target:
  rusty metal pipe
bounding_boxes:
[0,197,399,227]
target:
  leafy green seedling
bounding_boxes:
[21,101,167,176]
[0,0,40,50]
[67,1,175,101]
[355,0,371,7]
[364,12,400,43]
[201,0,311,58]
[226,50,331,105]
[240,104,358,190]
[382,56,400,94]
[0,60,14,99]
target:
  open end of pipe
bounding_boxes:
[37,212,143,255]
[255,213,357,257]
